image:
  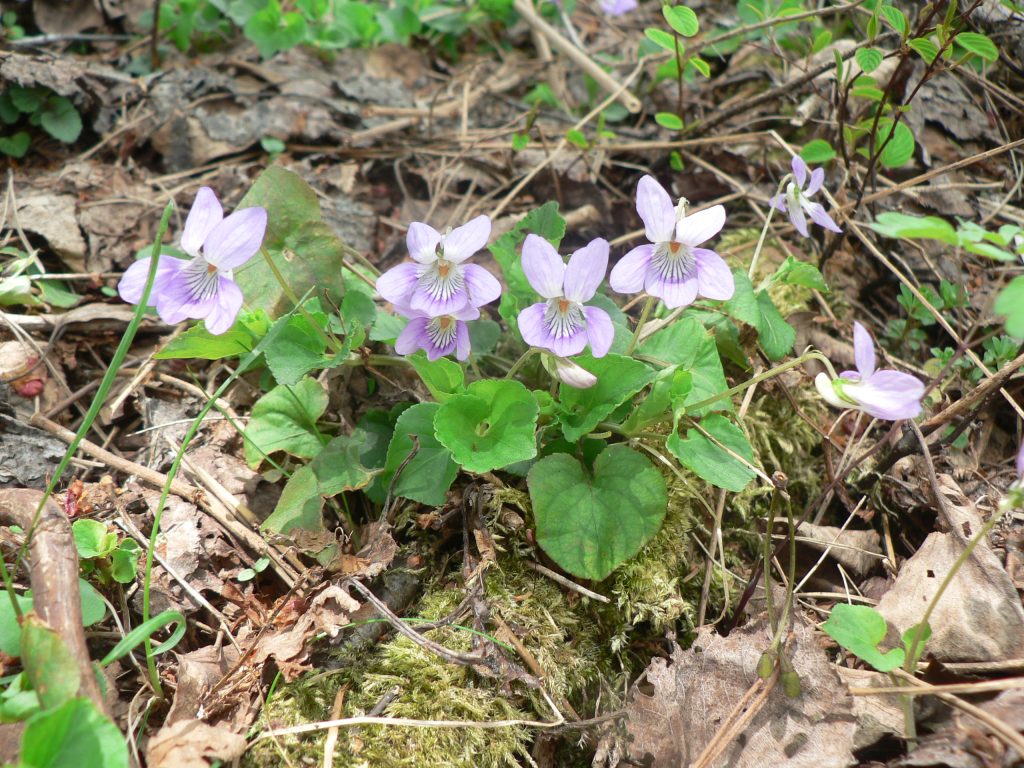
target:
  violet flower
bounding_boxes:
[517,235,614,358]
[770,156,842,238]
[548,356,597,389]
[609,175,734,309]
[601,0,637,15]
[393,303,479,361]
[815,322,925,421]
[118,187,267,335]
[376,215,501,315]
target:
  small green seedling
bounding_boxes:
[822,603,931,672]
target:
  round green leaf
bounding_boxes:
[908,37,939,64]
[822,603,904,672]
[380,403,458,506]
[39,96,82,144]
[662,5,699,37]
[557,354,655,442]
[242,377,329,468]
[71,519,114,559]
[528,444,667,581]
[855,47,883,74]
[644,27,677,52]
[434,379,539,473]
[800,139,836,165]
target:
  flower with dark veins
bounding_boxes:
[609,175,734,308]
[393,303,479,361]
[815,322,925,421]
[517,235,614,359]
[118,187,267,335]
[770,156,842,238]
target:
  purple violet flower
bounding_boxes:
[517,235,614,358]
[609,175,734,309]
[815,322,925,421]
[393,303,479,361]
[548,356,597,389]
[118,187,267,335]
[601,0,637,15]
[770,156,842,238]
[376,215,501,315]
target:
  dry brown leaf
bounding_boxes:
[595,615,857,767]
[166,645,241,725]
[15,193,87,271]
[146,719,247,768]
[835,666,906,751]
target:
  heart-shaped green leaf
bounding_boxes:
[434,379,538,473]
[380,403,458,506]
[528,444,667,581]
[822,603,904,672]
[557,355,654,442]
[243,377,329,468]
[668,413,756,492]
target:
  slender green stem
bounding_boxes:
[683,350,838,415]
[1,202,175,622]
[625,296,656,356]
[748,174,791,280]
[259,246,343,354]
[505,348,538,380]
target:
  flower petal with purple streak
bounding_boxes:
[376,262,420,305]
[203,207,267,270]
[118,256,186,305]
[583,306,614,358]
[462,263,502,308]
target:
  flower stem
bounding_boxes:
[259,246,344,355]
[505,348,538,380]
[626,296,656,355]
[748,174,791,280]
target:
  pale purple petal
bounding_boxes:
[804,201,842,233]
[693,248,735,301]
[407,222,442,264]
[204,276,244,334]
[395,317,430,356]
[636,175,676,243]
[601,0,636,15]
[846,370,924,420]
[769,194,788,213]
[584,306,613,358]
[202,207,267,270]
[462,263,502,307]
[441,215,491,264]
[155,270,215,325]
[517,302,550,349]
[646,271,698,309]
[118,256,186,305]
[553,357,597,389]
[609,244,653,295]
[181,187,223,258]
[376,263,420,305]
[853,322,875,378]
[521,234,566,299]
[788,200,809,237]
[452,304,481,321]
[563,238,608,303]
[675,205,726,248]
[791,156,808,188]
[547,327,588,358]
[454,322,471,360]
[805,167,825,196]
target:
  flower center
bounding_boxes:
[182,256,220,303]
[651,240,695,282]
[418,258,464,303]
[544,297,584,339]
[427,315,458,350]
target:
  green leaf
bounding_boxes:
[409,352,465,402]
[380,403,458,506]
[0,592,33,655]
[434,379,538,473]
[369,310,407,342]
[71,519,117,559]
[662,5,699,36]
[261,464,324,536]
[556,354,655,442]
[772,256,829,292]
[110,542,140,584]
[154,309,268,359]
[995,276,1024,338]
[20,615,81,710]
[667,413,756,492]
[869,212,959,244]
[957,31,998,62]
[244,0,307,57]
[874,118,915,168]
[644,27,678,52]
[639,317,730,416]
[77,579,107,626]
[9,85,45,113]
[755,290,795,360]
[686,55,711,78]
[528,444,667,581]
[902,621,932,667]
[800,139,836,164]
[243,377,329,467]
[20,697,128,768]
[565,129,588,148]
[724,270,761,327]
[312,431,380,495]
[880,5,907,36]
[235,167,347,318]
[0,131,30,158]
[621,367,692,434]
[263,308,352,386]
[822,603,905,672]
[655,112,683,130]
[855,47,883,73]
[468,318,501,354]
[908,37,939,64]
[38,96,82,144]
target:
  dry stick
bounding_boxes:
[490,60,645,219]
[850,678,1024,697]
[512,0,641,114]
[322,685,347,768]
[524,561,611,604]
